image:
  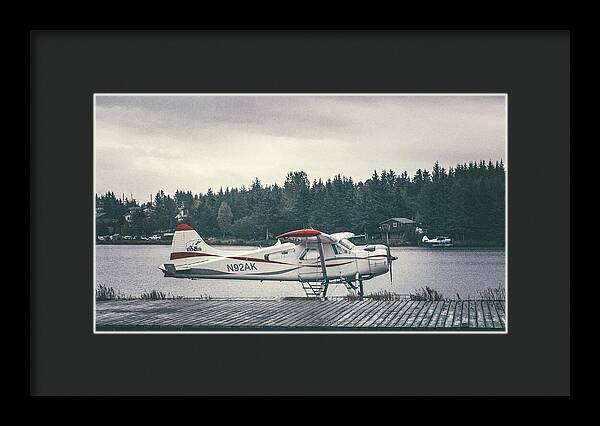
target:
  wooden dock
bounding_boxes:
[96,298,506,331]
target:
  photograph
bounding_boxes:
[94,93,507,333]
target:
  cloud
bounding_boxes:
[95,95,506,200]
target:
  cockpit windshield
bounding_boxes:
[339,239,355,250]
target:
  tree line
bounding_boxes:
[96,159,505,244]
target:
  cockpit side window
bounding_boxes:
[339,239,355,251]
[300,248,320,261]
[333,244,350,254]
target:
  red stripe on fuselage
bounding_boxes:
[303,261,354,268]
[170,252,217,260]
[230,256,289,265]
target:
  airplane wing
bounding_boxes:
[329,232,355,242]
[276,229,336,244]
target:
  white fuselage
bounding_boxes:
[160,240,391,283]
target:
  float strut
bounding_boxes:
[316,235,329,298]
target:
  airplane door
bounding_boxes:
[297,247,324,282]
[332,243,356,279]
[298,244,345,282]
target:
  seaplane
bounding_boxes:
[159,224,398,297]
[421,235,453,247]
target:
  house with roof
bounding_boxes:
[378,217,417,243]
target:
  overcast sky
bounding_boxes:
[95,95,506,202]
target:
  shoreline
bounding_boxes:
[96,240,505,249]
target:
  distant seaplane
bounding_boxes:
[421,235,453,247]
[159,224,397,297]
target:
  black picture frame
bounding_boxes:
[30,30,570,396]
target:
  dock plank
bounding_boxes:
[443,301,456,328]
[362,300,400,327]
[260,299,322,326]
[452,301,463,327]
[292,301,340,327]
[404,301,426,327]
[413,300,439,328]
[482,301,493,328]
[332,300,374,327]
[379,300,410,327]
[341,300,384,327]
[187,300,253,326]
[493,301,506,329]
[468,301,477,328]
[427,301,445,328]
[457,301,468,328]
[373,300,409,327]
[392,301,420,327]
[225,300,290,327]
[319,299,360,325]
[475,301,486,328]
[435,301,450,328]
[280,300,340,327]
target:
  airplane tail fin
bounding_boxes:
[170,224,220,260]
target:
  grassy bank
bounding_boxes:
[96,284,505,302]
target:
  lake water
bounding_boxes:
[96,245,505,299]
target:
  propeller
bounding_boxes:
[385,245,398,284]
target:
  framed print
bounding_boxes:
[30,30,570,396]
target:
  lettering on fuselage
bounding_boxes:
[227,263,258,272]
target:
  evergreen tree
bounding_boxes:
[98,159,506,245]
[217,201,234,238]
